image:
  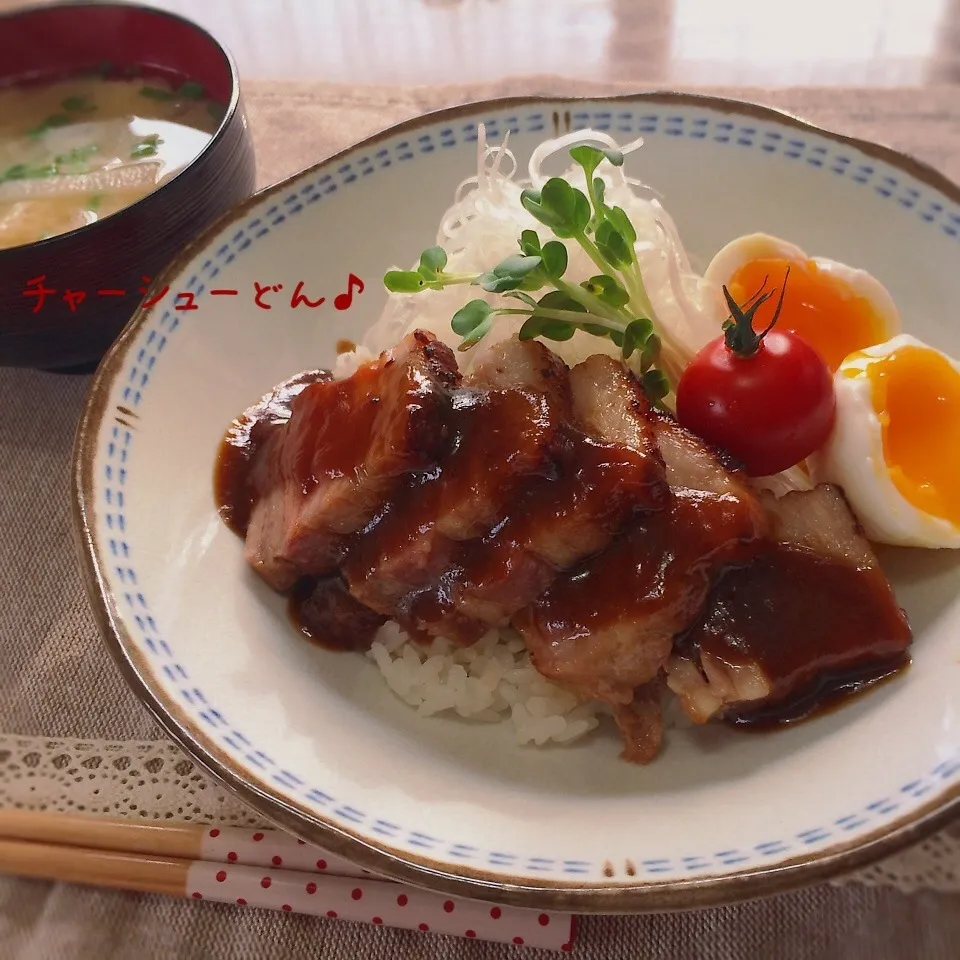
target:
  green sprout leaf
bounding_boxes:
[518,314,577,342]
[417,245,448,279]
[604,148,624,167]
[540,178,578,223]
[535,290,587,315]
[453,299,496,349]
[539,241,568,280]
[591,177,607,223]
[581,274,629,309]
[595,220,633,269]
[621,318,653,360]
[540,320,577,341]
[504,291,539,308]
[451,298,493,336]
[606,205,637,246]
[639,332,661,371]
[583,322,612,337]
[383,270,426,293]
[519,229,541,256]
[642,368,670,404]
[569,144,605,182]
[459,314,494,349]
[522,178,591,239]
[476,254,543,293]
[517,290,586,341]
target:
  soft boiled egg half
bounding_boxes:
[810,335,960,548]
[704,233,901,371]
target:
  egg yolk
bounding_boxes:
[726,257,888,372]
[856,345,960,526]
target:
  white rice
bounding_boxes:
[366,622,604,747]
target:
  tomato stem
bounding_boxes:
[722,267,791,358]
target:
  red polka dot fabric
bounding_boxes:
[201,826,371,879]
[185,849,575,949]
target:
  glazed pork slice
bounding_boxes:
[341,337,572,618]
[513,413,769,763]
[665,484,913,725]
[216,369,332,537]
[450,355,668,629]
[242,330,460,591]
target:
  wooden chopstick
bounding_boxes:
[0,837,186,896]
[0,809,369,878]
[0,810,201,862]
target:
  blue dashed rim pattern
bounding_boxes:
[77,95,960,906]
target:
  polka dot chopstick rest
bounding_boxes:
[0,812,576,951]
[192,826,574,950]
[188,858,574,950]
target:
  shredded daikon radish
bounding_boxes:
[358,124,725,383]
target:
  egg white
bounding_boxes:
[704,232,902,340]
[808,334,960,548]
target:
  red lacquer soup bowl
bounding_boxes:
[0,1,256,371]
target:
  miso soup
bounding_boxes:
[0,74,225,250]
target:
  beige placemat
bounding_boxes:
[1,77,959,959]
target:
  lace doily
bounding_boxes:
[1,734,957,895]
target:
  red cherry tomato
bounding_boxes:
[675,329,836,477]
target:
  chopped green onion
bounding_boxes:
[27,113,71,138]
[62,96,95,113]
[139,85,176,101]
[130,143,158,159]
[54,144,99,169]
[0,162,57,182]
[178,80,205,100]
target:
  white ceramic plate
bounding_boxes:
[74,94,960,911]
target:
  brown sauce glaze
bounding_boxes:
[214,369,332,536]
[679,544,913,727]
[728,658,910,729]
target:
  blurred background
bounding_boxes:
[3,0,959,87]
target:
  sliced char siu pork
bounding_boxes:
[340,337,572,624]
[231,330,460,591]
[448,354,668,631]
[665,484,912,726]
[216,368,333,539]
[513,412,769,763]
